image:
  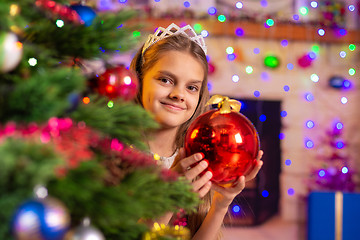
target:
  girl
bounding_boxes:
[130,23,263,240]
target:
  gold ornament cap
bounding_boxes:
[206,95,241,114]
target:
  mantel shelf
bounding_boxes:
[132,17,360,44]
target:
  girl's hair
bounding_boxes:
[130,33,209,148]
[130,33,215,237]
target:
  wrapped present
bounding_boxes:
[308,191,360,240]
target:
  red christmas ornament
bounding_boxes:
[96,65,139,100]
[184,95,260,186]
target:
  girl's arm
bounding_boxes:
[192,151,264,240]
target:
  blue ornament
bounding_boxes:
[329,76,344,89]
[12,198,70,240]
[70,4,97,27]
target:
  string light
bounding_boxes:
[56,19,64,28]
[218,15,226,22]
[208,7,217,15]
[235,2,243,9]
[306,120,315,129]
[318,29,325,36]
[285,159,292,166]
[28,58,38,66]
[245,66,253,74]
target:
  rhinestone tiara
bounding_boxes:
[142,23,207,56]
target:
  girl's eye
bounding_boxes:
[158,78,172,84]
[187,85,199,92]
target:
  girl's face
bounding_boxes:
[141,50,205,129]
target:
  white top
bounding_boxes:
[154,149,179,169]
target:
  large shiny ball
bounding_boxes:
[96,65,139,100]
[185,109,260,185]
[11,197,70,240]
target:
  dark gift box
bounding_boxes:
[308,191,360,240]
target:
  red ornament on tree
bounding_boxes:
[96,65,139,100]
[185,95,260,186]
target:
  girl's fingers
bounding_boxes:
[191,171,212,192]
[245,150,264,182]
[197,181,212,198]
[185,160,208,181]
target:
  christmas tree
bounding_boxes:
[308,122,356,192]
[0,1,199,239]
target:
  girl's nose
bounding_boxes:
[169,87,185,102]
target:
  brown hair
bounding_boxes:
[130,33,214,237]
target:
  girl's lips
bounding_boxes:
[161,102,185,111]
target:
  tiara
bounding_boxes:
[142,23,207,56]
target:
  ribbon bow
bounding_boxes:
[206,95,241,114]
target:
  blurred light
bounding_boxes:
[218,15,226,22]
[260,0,268,7]
[319,170,325,177]
[337,28,347,36]
[56,19,64,28]
[279,133,285,140]
[183,1,190,7]
[266,18,274,26]
[132,31,141,37]
[236,1,243,9]
[348,5,355,11]
[311,74,319,82]
[28,58,37,66]
[339,51,347,58]
[299,7,308,15]
[287,63,294,70]
[208,6,217,15]
[227,53,236,61]
[336,141,345,149]
[262,190,269,197]
[305,93,314,102]
[261,72,269,81]
[254,90,261,97]
[10,4,20,16]
[293,14,300,21]
[310,1,318,8]
[349,44,356,51]
[226,47,234,54]
[245,66,253,74]
[288,188,295,196]
[348,68,355,76]
[336,122,343,130]
[253,48,260,54]
[343,80,352,89]
[232,205,241,213]
[193,24,202,33]
[285,159,292,166]
[342,167,349,174]
[341,97,348,104]
[281,39,288,47]
[119,0,127,3]
[280,111,287,117]
[259,114,266,122]
[235,28,244,36]
[264,55,280,68]
[305,139,314,148]
[318,29,325,36]
[207,82,212,91]
[82,97,90,104]
[232,75,239,82]
[201,30,209,38]
[311,45,320,53]
[283,85,290,92]
[306,120,315,129]
[107,100,114,108]
[308,51,317,60]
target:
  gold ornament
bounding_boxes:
[206,94,241,114]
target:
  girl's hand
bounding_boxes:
[211,150,264,210]
[171,148,212,198]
